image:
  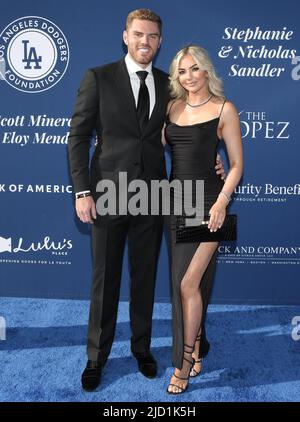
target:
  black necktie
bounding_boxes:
[136,71,150,132]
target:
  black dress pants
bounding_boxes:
[87,213,163,362]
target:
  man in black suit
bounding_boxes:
[68,9,224,391]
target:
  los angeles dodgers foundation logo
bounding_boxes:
[0,16,69,93]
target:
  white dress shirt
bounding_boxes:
[124,53,156,118]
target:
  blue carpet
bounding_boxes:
[0,297,299,402]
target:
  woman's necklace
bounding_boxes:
[186,94,213,108]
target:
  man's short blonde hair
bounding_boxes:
[126,9,162,34]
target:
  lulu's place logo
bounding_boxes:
[0,236,12,253]
[0,16,69,93]
[0,235,72,253]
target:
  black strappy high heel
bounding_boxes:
[167,344,195,395]
[190,334,203,377]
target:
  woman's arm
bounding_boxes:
[208,101,243,231]
[161,100,177,145]
[161,122,167,146]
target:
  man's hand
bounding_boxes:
[215,153,226,181]
[76,196,97,224]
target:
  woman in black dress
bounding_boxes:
[165,45,243,394]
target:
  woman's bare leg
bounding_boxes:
[168,241,218,393]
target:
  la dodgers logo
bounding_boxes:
[0,16,69,93]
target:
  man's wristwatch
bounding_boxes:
[75,192,92,199]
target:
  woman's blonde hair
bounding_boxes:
[169,45,224,100]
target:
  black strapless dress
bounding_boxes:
[165,110,225,369]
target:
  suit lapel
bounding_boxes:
[113,58,140,134]
[144,68,165,135]
[112,59,166,136]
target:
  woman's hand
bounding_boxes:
[208,195,228,232]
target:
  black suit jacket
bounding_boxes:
[68,58,170,195]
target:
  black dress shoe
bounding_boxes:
[132,352,157,378]
[81,360,103,391]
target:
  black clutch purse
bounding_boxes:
[175,214,237,243]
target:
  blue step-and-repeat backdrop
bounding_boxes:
[0,0,299,304]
